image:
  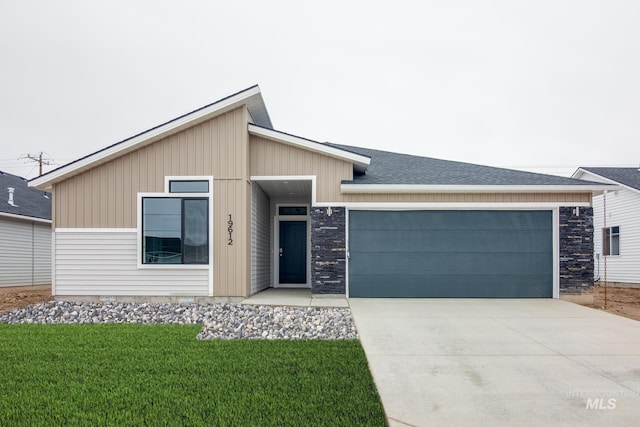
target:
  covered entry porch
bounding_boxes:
[250,177,313,294]
[250,176,348,296]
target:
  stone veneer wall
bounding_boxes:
[559,206,594,294]
[310,207,346,294]
[309,206,593,296]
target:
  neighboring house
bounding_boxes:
[572,167,640,285]
[0,171,51,287]
[30,85,614,301]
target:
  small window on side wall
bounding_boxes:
[603,226,620,256]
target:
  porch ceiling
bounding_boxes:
[254,179,312,200]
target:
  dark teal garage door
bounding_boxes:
[348,210,553,298]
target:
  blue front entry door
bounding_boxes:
[279,221,307,284]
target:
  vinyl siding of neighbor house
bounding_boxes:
[33,223,51,285]
[0,217,51,287]
[51,106,251,297]
[251,183,270,294]
[54,231,209,295]
[592,189,640,284]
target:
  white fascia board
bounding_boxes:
[315,201,592,209]
[340,184,618,194]
[572,169,639,195]
[54,228,137,233]
[30,87,262,190]
[571,168,611,184]
[571,168,589,180]
[250,175,316,181]
[248,124,371,169]
[0,211,52,224]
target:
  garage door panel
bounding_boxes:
[349,210,551,231]
[349,274,552,298]
[351,230,551,253]
[348,210,553,298]
[350,252,551,275]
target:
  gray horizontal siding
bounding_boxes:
[54,231,209,296]
[34,224,52,285]
[0,217,51,287]
[251,183,271,294]
[592,190,640,283]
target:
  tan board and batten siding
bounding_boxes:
[53,106,251,297]
[250,136,354,201]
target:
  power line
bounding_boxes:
[18,152,55,176]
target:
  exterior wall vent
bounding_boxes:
[7,187,18,207]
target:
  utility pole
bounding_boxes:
[19,152,53,176]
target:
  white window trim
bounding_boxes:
[137,177,214,291]
[603,226,621,257]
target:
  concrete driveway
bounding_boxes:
[349,299,640,426]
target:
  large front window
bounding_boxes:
[142,197,209,264]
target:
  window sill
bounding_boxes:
[137,264,210,270]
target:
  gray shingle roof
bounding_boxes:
[0,171,51,220]
[579,167,640,191]
[328,144,598,186]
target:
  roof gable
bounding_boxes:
[31,85,271,190]
[248,124,370,172]
[0,171,51,221]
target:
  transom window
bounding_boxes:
[603,226,620,256]
[169,180,209,193]
[278,206,307,216]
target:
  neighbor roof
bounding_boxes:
[0,171,51,221]
[329,144,609,189]
[575,167,640,191]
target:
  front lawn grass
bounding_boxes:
[0,325,386,426]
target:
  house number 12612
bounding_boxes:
[227,215,234,245]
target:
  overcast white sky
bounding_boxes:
[1,1,639,179]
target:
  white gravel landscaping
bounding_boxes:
[0,300,358,340]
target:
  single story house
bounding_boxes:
[572,167,640,286]
[30,85,614,301]
[0,171,51,287]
